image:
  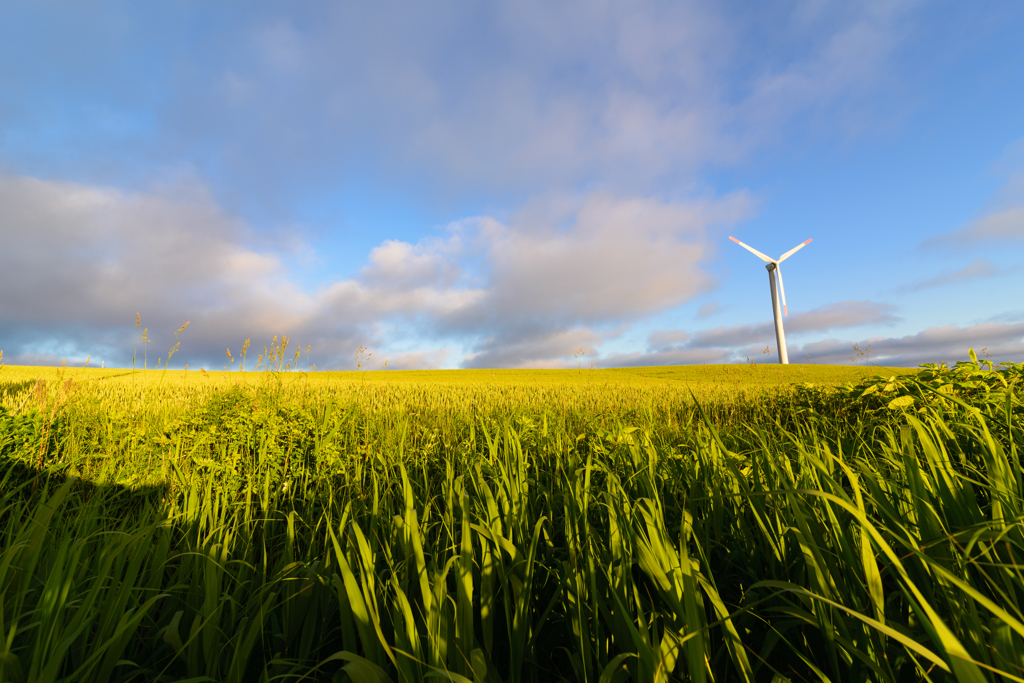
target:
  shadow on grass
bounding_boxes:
[91,371,138,382]
[0,454,169,518]
[0,379,38,402]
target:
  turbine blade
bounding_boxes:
[729,236,774,263]
[778,238,813,263]
[776,263,788,317]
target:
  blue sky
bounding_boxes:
[1,0,1022,370]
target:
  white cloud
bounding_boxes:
[374,349,451,372]
[926,168,1024,247]
[696,302,722,318]
[311,190,751,368]
[0,175,746,369]
[946,206,1024,244]
[322,190,751,367]
[482,191,754,324]
[0,174,309,322]
[361,239,462,289]
[895,257,1013,292]
[0,174,341,366]
[788,300,901,332]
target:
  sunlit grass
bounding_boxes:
[0,356,1019,682]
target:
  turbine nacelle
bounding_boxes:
[729,236,812,317]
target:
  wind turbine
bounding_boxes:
[729,236,812,364]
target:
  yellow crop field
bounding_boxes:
[0,357,1020,682]
[0,361,914,419]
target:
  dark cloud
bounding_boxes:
[604,320,1024,369]
[602,347,731,368]
[794,322,1024,367]
[599,300,900,367]
[463,327,603,370]
[684,300,898,349]
[648,330,692,352]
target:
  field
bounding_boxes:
[1,357,1021,682]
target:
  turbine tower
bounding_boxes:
[729,236,812,364]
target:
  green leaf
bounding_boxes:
[321,652,394,683]
[599,653,636,683]
[887,395,915,409]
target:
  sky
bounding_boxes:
[1,0,1023,371]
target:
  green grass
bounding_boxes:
[0,358,1020,682]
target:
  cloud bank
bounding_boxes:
[0,174,753,369]
[3,172,1019,370]
[797,323,1024,367]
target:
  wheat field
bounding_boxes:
[0,356,1020,682]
